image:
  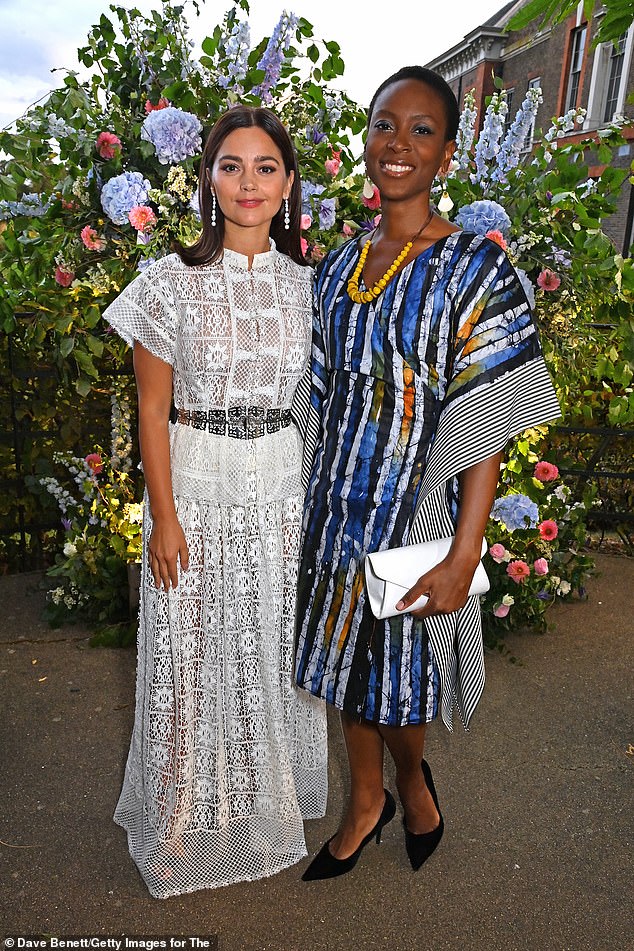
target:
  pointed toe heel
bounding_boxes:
[302,789,396,881]
[403,759,444,871]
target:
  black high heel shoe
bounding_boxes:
[403,758,444,871]
[302,789,396,881]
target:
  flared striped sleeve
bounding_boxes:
[291,267,330,493]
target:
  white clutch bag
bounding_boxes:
[364,536,490,620]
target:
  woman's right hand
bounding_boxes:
[148,515,189,590]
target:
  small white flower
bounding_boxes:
[557,580,571,596]
[502,594,515,606]
[63,542,77,557]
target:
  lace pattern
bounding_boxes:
[106,247,328,897]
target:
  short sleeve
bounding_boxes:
[102,256,179,366]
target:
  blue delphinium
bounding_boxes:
[471,90,508,185]
[491,493,539,531]
[254,12,298,104]
[455,199,512,238]
[493,86,543,183]
[140,107,202,165]
[217,19,251,93]
[101,172,151,225]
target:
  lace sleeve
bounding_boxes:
[102,257,179,365]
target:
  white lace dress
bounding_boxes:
[103,244,328,898]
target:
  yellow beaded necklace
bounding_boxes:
[346,209,435,304]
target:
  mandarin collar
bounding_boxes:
[222,238,276,270]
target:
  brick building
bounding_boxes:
[426,0,634,252]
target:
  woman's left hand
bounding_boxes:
[395,551,480,619]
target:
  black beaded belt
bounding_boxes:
[175,406,292,438]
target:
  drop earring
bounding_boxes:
[284,197,290,230]
[363,177,375,200]
[211,190,217,226]
[437,177,454,214]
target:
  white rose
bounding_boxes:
[63,542,77,557]
[557,580,571,595]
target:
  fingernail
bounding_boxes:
[396,600,405,610]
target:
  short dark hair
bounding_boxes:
[367,66,460,142]
[177,105,305,267]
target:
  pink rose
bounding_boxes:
[534,558,549,576]
[85,453,104,475]
[362,185,381,210]
[128,205,157,232]
[80,225,105,251]
[488,543,507,563]
[485,229,507,250]
[54,266,74,287]
[537,269,561,291]
[506,559,531,583]
[324,149,342,177]
[539,519,559,540]
[300,214,312,230]
[534,460,559,482]
[493,603,511,618]
[144,97,170,113]
[300,237,308,257]
[342,223,354,237]
[96,131,122,160]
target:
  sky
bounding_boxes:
[0,0,509,130]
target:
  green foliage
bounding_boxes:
[1,0,632,639]
[507,0,634,46]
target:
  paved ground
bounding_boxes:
[1,552,632,951]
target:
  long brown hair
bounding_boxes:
[176,106,306,267]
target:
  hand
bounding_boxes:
[148,516,189,590]
[395,552,479,619]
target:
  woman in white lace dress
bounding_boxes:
[103,106,328,898]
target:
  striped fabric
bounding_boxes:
[293,231,561,730]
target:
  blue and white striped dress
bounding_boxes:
[293,231,560,730]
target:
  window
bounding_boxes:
[604,34,627,121]
[565,25,587,111]
[522,77,541,151]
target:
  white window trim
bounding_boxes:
[584,25,634,129]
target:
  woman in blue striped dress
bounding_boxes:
[294,67,560,880]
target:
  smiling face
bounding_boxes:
[210,125,293,238]
[365,78,456,205]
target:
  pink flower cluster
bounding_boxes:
[96,131,122,160]
[128,205,157,232]
[506,560,530,583]
[362,185,381,210]
[325,149,342,177]
[485,229,507,250]
[54,266,75,287]
[534,460,559,482]
[80,225,106,251]
[144,97,170,113]
[538,519,559,541]
[85,453,104,475]
[537,269,561,291]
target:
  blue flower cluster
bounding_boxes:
[218,19,251,92]
[254,12,298,103]
[455,199,512,237]
[301,182,336,231]
[100,172,151,225]
[491,493,539,531]
[0,192,50,220]
[140,107,202,165]
[493,86,543,183]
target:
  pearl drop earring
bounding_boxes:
[211,190,217,226]
[284,197,290,230]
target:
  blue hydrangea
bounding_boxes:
[100,172,151,225]
[0,192,50,220]
[140,107,202,165]
[491,493,539,531]
[455,199,512,238]
[301,181,325,216]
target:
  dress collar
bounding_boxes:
[222,238,276,270]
